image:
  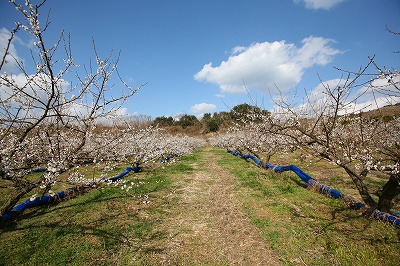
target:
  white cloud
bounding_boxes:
[194,36,341,94]
[0,73,69,105]
[342,96,399,115]
[111,107,129,117]
[231,46,246,55]
[0,73,72,121]
[172,112,186,121]
[295,37,340,68]
[190,102,217,114]
[294,0,346,10]
[195,113,205,120]
[0,27,24,73]
[64,101,90,117]
[292,77,400,116]
[344,77,400,113]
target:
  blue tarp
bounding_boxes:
[227,149,400,228]
[161,155,175,163]
[1,165,142,221]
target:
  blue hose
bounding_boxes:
[1,155,182,222]
[227,149,400,228]
[1,165,142,222]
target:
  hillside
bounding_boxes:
[362,103,400,120]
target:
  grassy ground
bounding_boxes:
[0,163,178,265]
[218,148,400,265]
[0,147,399,265]
[269,149,396,206]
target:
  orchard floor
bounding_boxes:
[155,146,280,265]
[1,146,399,265]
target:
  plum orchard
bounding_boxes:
[212,56,400,214]
[1,122,205,218]
[0,0,204,218]
[213,109,400,215]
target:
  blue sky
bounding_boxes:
[1,0,399,119]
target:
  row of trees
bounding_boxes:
[153,113,222,132]
[0,0,205,219]
[2,0,399,221]
[0,0,267,219]
[211,55,400,214]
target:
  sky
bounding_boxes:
[1,0,399,119]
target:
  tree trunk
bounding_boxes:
[377,174,400,213]
[1,183,36,217]
[342,166,377,208]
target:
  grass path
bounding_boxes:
[158,146,280,265]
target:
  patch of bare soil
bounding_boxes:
[160,147,280,265]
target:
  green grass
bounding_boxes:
[0,163,133,211]
[0,160,177,266]
[0,150,206,265]
[213,148,400,266]
[1,147,399,265]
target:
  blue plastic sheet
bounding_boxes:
[1,165,142,221]
[227,149,400,228]
[161,155,175,163]
[31,168,47,173]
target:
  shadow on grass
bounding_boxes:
[2,173,171,229]
[0,188,132,230]
[0,188,169,265]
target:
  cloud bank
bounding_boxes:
[194,36,341,94]
[191,102,217,114]
[294,0,346,10]
[294,77,400,116]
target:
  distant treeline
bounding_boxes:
[153,103,270,133]
[152,102,400,133]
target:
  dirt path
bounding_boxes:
[160,147,280,265]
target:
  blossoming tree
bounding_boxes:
[0,0,142,217]
[213,55,400,214]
